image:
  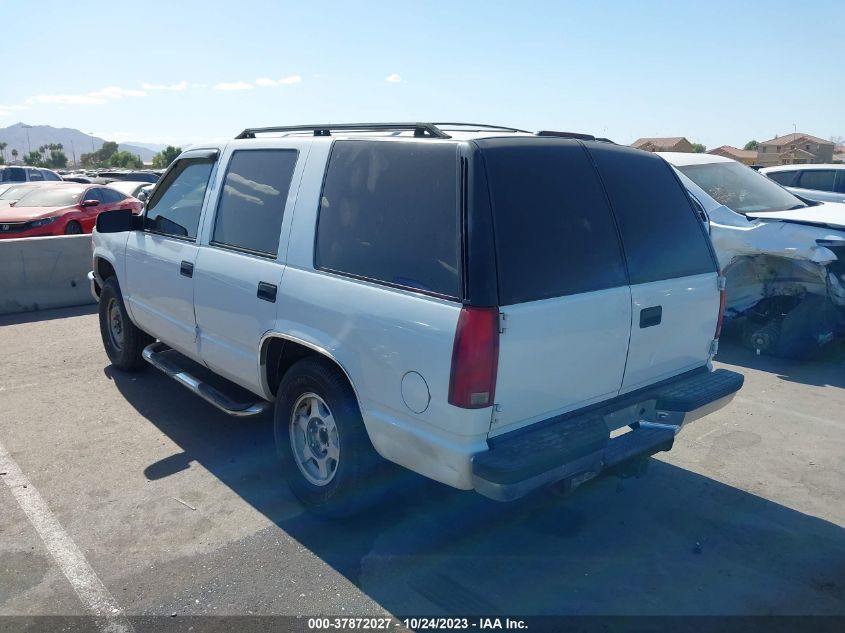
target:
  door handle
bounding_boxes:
[639,306,662,328]
[180,260,194,278]
[257,281,277,303]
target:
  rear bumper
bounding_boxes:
[472,368,744,501]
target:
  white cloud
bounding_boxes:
[385,73,404,83]
[90,86,147,99]
[26,84,148,106]
[255,75,302,87]
[214,81,253,91]
[27,94,106,105]
[0,104,26,111]
[142,80,189,92]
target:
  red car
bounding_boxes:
[0,183,143,239]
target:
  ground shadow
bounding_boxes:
[106,360,845,617]
[716,335,845,388]
[0,303,96,327]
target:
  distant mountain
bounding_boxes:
[0,123,167,164]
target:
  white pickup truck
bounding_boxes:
[90,123,743,516]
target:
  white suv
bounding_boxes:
[90,123,743,515]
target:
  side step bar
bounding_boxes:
[142,342,270,417]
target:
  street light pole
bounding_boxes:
[22,124,32,155]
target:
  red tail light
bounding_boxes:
[715,275,727,339]
[448,306,500,409]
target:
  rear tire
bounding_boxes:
[98,277,152,372]
[274,357,384,517]
[64,221,83,235]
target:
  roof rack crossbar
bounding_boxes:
[235,123,453,140]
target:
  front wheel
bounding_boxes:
[98,277,152,371]
[274,357,384,517]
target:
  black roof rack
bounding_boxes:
[536,130,616,144]
[234,122,533,140]
[235,122,454,140]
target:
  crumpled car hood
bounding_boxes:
[747,201,845,229]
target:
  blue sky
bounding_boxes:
[2,0,842,148]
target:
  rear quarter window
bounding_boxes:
[585,144,717,284]
[477,138,627,305]
[315,140,460,298]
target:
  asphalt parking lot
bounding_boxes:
[1,305,844,624]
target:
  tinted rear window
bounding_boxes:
[315,140,460,298]
[478,139,627,305]
[766,170,797,186]
[586,144,716,284]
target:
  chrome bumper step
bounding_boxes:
[142,342,270,417]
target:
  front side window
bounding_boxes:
[211,149,298,256]
[315,141,460,298]
[797,170,836,192]
[145,159,214,239]
[678,161,806,215]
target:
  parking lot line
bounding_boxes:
[0,440,133,633]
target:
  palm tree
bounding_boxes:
[0,142,6,164]
[11,148,18,164]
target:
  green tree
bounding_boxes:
[152,145,181,168]
[744,140,759,151]
[11,148,18,163]
[108,151,143,169]
[691,143,706,153]
[0,142,6,163]
[24,151,45,166]
[48,149,68,169]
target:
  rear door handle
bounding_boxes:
[257,281,277,303]
[639,305,662,328]
[180,260,194,278]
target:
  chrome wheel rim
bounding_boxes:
[289,392,340,486]
[106,298,124,351]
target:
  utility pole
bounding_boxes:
[22,124,32,154]
[70,140,77,168]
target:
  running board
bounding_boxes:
[142,342,270,417]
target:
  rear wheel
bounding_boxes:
[98,277,152,371]
[64,221,83,235]
[274,357,384,517]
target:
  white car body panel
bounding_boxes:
[492,286,632,435]
[622,273,718,393]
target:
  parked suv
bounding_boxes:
[0,165,63,183]
[90,123,743,515]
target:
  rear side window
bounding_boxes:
[837,172,845,194]
[27,169,44,182]
[101,188,125,203]
[797,170,836,192]
[212,149,298,256]
[41,169,61,181]
[315,141,460,298]
[586,144,716,284]
[766,170,797,186]
[145,158,214,239]
[478,139,627,305]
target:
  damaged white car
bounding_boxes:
[661,152,845,358]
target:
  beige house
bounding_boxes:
[631,137,695,153]
[756,133,834,166]
[707,145,758,165]
[834,144,845,164]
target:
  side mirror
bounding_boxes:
[96,208,141,233]
[81,199,100,207]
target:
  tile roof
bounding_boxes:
[759,132,832,146]
[707,145,757,159]
[631,137,689,149]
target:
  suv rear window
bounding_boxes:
[315,141,460,298]
[586,144,717,284]
[766,170,797,186]
[477,139,627,305]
